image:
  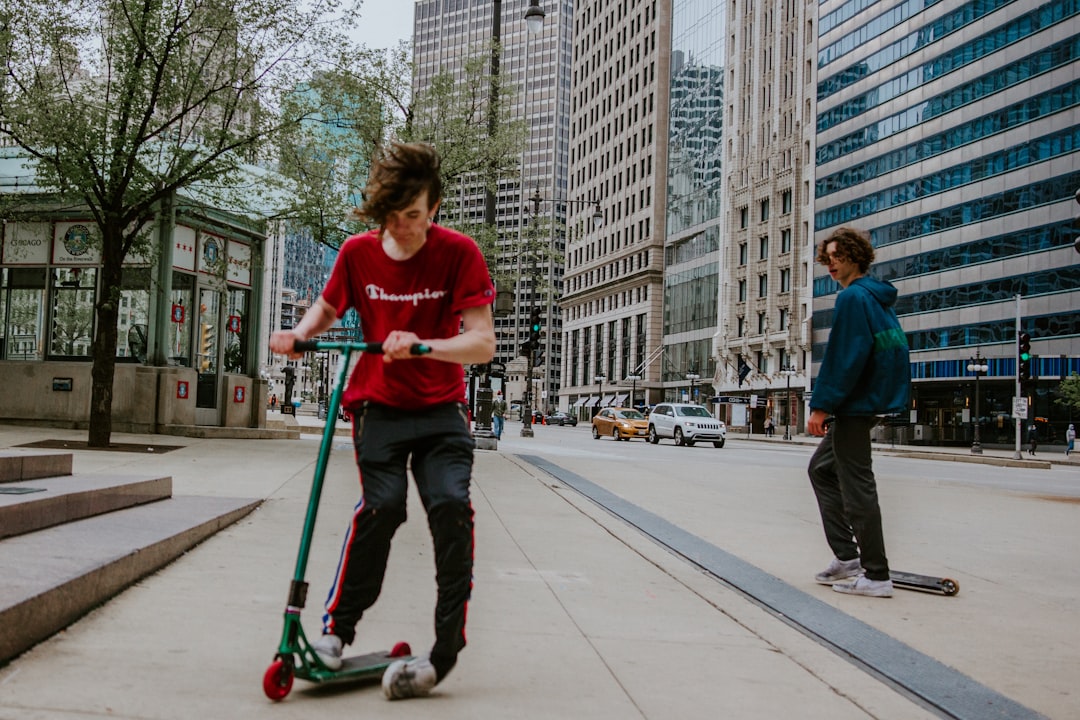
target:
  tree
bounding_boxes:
[1056,373,1080,414]
[0,0,361,446]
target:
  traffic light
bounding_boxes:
[528,309,542,344]
[199,323,214,372]
[1017,331,1031,382]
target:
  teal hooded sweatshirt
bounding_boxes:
[811,275,910,417]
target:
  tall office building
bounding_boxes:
[560,0,672,415]
[813,0,1080,444]
[412,0,574,409]
[715,0,816,431]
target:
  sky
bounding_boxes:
[348,0,416,50]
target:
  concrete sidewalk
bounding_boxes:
[0,423,1045,719]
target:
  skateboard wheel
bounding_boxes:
[390,641,412,658]
[263,659,294,701]
[941,579,959,596]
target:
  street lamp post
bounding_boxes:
[626,374,641,410]
[967,349,988,455]
[779,364,797,440]
[686,372,700,404]
[594,374,606,417]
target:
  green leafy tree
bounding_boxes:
[1056,373,1080,414]
[0,0,360,446]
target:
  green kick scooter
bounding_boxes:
[263,339,428,701]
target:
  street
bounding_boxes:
[497,421,1080,719]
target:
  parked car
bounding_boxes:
[592,407,650,440]
[648,403,726,447]
[545,411,578,427]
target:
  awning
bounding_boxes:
[600,394,615,407]
[613,393,628,406]
[585,395,600,407]
[572,396,588,407]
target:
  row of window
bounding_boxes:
[817,37,1079,167]
[564,311,647,387]
[818,0,939,68]
[663,263,718,334]
[817,75,1080,197]
[818,0,1020,99]
[565,283,650,323]
[737,229,794,264]
[813,220,1072,298]
[812,310,1080,362]
[0,267,250,373]
[815,125,1080,229]
[816,266,1080,334]
[735,268,794,301]
[817,0,1076,124]
[735,307,794,338]
[863,169,1080,249]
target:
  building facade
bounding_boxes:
[812,0,1080,445]
[713,0,817,434]
[559,0,672,416]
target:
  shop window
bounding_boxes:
[50,267,97,358]
[117,267,151,361]
[169,272,195,366]
[1,267,47,360]
[225,288,249,373]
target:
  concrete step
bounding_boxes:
[0,474,172,540]
[0,495,260,664]
[158,425,300,440]
[0,450,72,484]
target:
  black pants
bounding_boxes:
[322,402,475,681]
[807,416,890,581]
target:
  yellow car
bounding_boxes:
[592,407,650,441]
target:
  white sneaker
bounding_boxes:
[814,557,862,585]
[311,634,343,670]
[832,573,894,598]
[382,656,438,700]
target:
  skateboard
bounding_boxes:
[263,340,427,701]
[890,570,959,596]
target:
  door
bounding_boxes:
[195,287,222,425]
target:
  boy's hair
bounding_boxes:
[816,226,875,274]
[357,142,443,225]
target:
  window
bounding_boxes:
[737,316,745,336]
[757,312,766,333]
[740,207,748,228]
[739,243,747,265]
[50,268,97,358]
[780,268,791,292]
[781,228,792,253]
[779,307,790,331]
[758,274,768,297]
[782,190,792,213]
[738,279,747,302]
[760,198,769,222]
[0,267,47,360]
[759,236,769,260]
[756,350,769,374]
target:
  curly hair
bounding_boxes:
[355,142,443,226]
[816,226,875,274]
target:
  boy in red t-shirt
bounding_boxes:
[269,142,495,699]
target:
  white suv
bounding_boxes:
[648,403,726,448]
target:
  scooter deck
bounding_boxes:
[890,570,959,596]
[299,649,411,685]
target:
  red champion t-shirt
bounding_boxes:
[320,224,494,410]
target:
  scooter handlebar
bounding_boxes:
[292,340,429,355]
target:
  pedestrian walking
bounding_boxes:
[1067,424,1075,457]
[764,417,775,437]
[491,392,507,439]
[807,227,910,599]
[269,142,495,700]
[1028,423,1038,455]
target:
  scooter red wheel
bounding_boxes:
[390,641,412,657]
[263,659,294,701]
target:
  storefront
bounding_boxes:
[0,200,269,433]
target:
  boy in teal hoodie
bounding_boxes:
[807,227,910,598]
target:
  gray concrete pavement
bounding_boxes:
[0,420,1069,719]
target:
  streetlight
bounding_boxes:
[779,364,797,440]
[967,349,988,455]
[594,374,606,417]
[626,374,641,410]
[686,372,700,404]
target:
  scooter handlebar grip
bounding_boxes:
[293,340,319,352]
